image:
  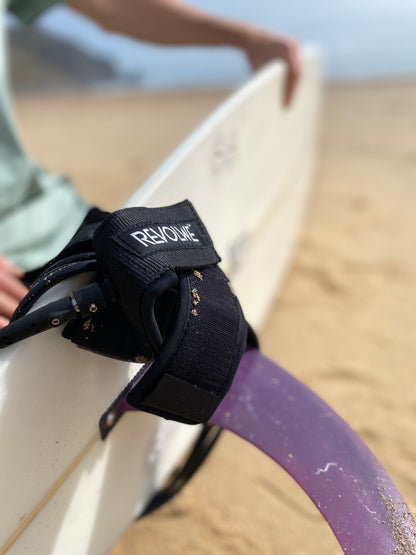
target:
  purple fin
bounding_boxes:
[210,349,416,554]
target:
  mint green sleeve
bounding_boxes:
[8,0,65,24]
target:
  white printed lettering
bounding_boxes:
[172,226,187,241]
[144,227,166,245]
[162,226,178,241]
[130,223,200,247]
[151,227,168,244]
[131,230,154,246]
[186,224,199,242]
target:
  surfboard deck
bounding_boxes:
[0,50,322,555]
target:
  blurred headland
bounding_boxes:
[9,25,141,96]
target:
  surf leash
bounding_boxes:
[1,201,415,553]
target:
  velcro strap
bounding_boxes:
[90,201,221,356]
[58,201,247,423]
[94,201,219,278]
[12,200,251,424]
[125,265,247,424]
[88,201,248,423]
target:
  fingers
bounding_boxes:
[0,280,27,327]
[0,270,28,302]
[0,259,28,325]
[244,31,302,106]
[0,256,25,278]
[0,290,21,320]
[283,39,302,106]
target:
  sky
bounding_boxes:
[27,0,416,88]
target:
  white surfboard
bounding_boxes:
[0,50,321,555]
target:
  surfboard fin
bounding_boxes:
[210,349,416,554]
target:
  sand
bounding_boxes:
[15,79,416,554]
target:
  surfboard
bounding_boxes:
[0,49,322,555]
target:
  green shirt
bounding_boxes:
[0,0,89,271]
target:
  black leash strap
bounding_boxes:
[0,201,251,425]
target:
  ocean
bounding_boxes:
[37,0,416,89]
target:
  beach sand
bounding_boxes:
[15,80,416,554]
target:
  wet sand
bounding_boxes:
[15,79,416,554]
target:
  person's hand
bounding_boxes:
[70,1,301,106]
[0,257,28,328]
[243,28,302,106]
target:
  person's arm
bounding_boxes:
[0,257,28,328]
[69,0,301,105]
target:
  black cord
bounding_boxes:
[139,424,222,518]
